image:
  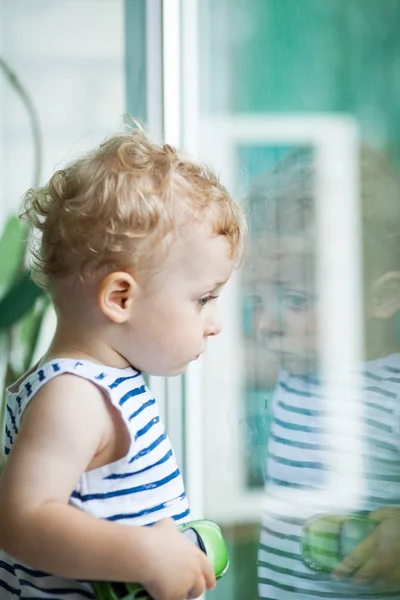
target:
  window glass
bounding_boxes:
[197,2,400,598]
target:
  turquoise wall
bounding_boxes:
[202,0,400,155]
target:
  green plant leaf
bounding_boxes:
[0,271,44,331]
[21,298,49,371]
[0,216,27,293]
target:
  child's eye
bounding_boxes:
[198,297,209,307]
[198,295,218,308]
[282,292,309,310]
[252,294,263,308]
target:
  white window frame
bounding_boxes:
[197,114,363,523]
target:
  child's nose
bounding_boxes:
[257,302,284,336]
[205,311,221,337]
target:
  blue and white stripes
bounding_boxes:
[1,358,189,598]
[258,355,400,599]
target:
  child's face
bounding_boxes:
[249,234,318,376]
[121,221,235,376]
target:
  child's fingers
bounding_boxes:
[202,554,216,590]
[332,529,378,579]
[187,577,206,599]
[352,556,387,585]
[352,555,400,589]
[369,506,400,523]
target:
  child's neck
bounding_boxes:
[41,318,130,369]
[365,342,400,362]
[365,320,400,362]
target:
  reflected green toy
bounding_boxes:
[302,513,376,572]
[92,519,229,600]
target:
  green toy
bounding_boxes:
[302,513,376,572]
[92,519,230,600]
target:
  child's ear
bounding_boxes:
[370,271,400,319]
[97,272,136,323]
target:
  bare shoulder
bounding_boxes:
[16,373,113,469]
[0,374,115,508]
[22,373,109,422]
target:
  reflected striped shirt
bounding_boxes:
[1,358,189,599]
[258,355,400,600]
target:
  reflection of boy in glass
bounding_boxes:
[245,146,400,598]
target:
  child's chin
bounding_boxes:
[281,354,317,376]
[165,364,189,377]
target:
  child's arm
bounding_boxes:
[0,375,215,599]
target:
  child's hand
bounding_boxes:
[332,507,400,589]
[141,518,216,600]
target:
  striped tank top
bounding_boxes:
[258,354,400,599]
[0,358,190,599]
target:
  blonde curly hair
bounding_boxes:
[246,144,400,285]
[22,125,246,293]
